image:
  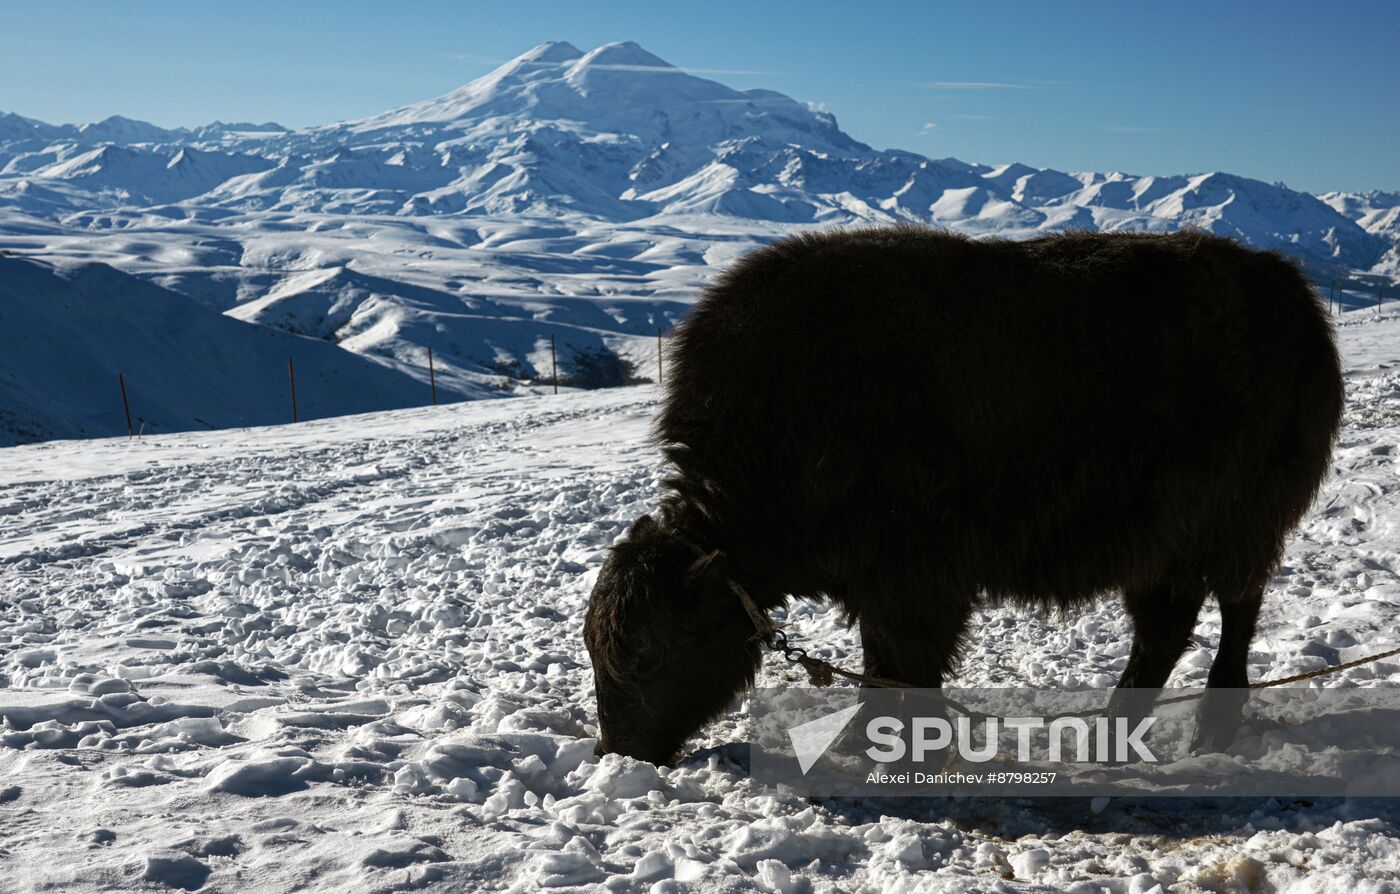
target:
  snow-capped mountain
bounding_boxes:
[1322,190,1400,280]
[1,40,1390,271]
[21,144,274,206]
[342,41,862,152]
[0,40,1396,443]
[0,111,289,149]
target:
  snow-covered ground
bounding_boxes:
[2,307,1400,893]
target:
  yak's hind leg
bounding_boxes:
[1191,578,1266,751]
[1108,574,1208,740]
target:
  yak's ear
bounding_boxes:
[626,514,661,542]
[686,549,730,586]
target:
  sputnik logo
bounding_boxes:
[787,703,862,774]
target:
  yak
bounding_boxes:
[585,225,1345,766]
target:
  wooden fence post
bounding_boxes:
[288,357,299,423]
[118,373,133,438]
[550,334,558,395]
[428,347,438,406]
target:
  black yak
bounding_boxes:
[585,226,1344,766]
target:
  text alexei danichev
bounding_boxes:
[866,771,983,785]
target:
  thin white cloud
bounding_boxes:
[450,53,509,64]
[699,97,799,105]
[918,81,1036,90]
[583,64,793,76]
[917,122,938,136]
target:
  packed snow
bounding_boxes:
[1,40,1397,444]
[2,305,1399,892]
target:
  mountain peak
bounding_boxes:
[74,114,174,143]
[512,40,584,65]
[569,41,675,73]
[77,114,155,132]
[468,41,585,87]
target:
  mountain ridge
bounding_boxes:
[0,40,1397,444]
[0,41,1390,279]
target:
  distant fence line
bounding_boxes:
[107,284,1386,440]
[1327,280,1386,315]
[114,328,673,438]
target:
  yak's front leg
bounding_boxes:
[851,596,973,762]
[858,597,971,689]
[1106,575,1207,760]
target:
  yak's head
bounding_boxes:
[584,514,762,765]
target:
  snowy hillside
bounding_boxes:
[1,40,1397,444]
[2,306,1399,892]
[1323,190,1400,280]
[0,257,443,445]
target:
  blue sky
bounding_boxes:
[2,0,1396,192]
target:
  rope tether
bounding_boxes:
[731,580,1400,698]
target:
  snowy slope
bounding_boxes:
[0,256,452,444]
[26,145,274,206]
[0,208,701,447]
[1,307,1399,892]
[1323,190,1400,280]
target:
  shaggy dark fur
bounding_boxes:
[585,225,1345,765]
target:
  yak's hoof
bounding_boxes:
[1189,721,1240,754]
[1189,689,1247,754]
